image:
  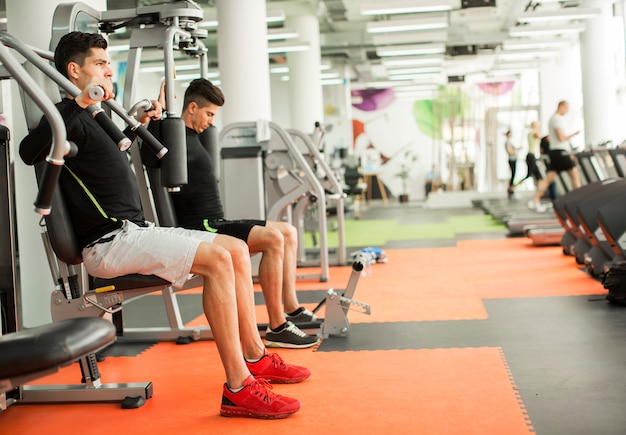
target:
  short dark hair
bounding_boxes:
[183,78,225,110]
[54,31,108,78]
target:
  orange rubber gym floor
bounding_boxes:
[2,204,626,435]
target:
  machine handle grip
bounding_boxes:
[34,162,63,215]
[92,109,132,151]
[88,85,105,100]
[351,252,367,272]
[134,124,168,158]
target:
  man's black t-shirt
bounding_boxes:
[170,127,224,230]
[19,98,145,248]
[146,121,224,230]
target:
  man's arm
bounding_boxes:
[555,127,579,142]
[19,100,84,165]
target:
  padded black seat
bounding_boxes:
[344,164,365,196]
[0,318,115,387]
[93,274,171,291]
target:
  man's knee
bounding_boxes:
[277,222,297,246]
[193,242,233,276]
[262,226,285,252]
[219,235,249,258]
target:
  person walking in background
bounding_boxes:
[528,100,581,212]
[539,134,558,201]
[515,121,543,189]
[504,129,520,199]
[424,164,442,199]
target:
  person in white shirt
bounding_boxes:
[528,101,580,212]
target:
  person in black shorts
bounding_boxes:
[149,79,319,349]
[528,100,581,211]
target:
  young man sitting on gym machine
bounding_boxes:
[19,31,308,419]
[147,79,320,349]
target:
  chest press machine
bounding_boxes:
[0,32,157,408]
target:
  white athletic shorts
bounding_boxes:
[82,220,217,288]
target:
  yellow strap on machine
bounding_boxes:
[95,285,116,293]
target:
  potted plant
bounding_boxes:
[395,151,418,203]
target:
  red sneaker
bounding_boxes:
[220,375,300,419]
[246,350,311,384]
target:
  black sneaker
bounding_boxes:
[285,308,319,325]
[265,322,320,349]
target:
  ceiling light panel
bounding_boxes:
[508,23,585,37]
[386,66,442,75]
[377,43,446,57]
[380,55,445,67]
[360,0,455,15]
[497,49,558,61]
[267,41,309,54]
[502,38,569,50]
[366,14,448,33]
[199,9,285,28]
[266,28,299,41]
[372,31,448,45]
[517,7,601,23]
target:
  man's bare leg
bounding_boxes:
[246,226,287,330]
[567,167,581,189]
[266,221,300,314]
[212,235,267,359]
[532,171,557,203]
[212,234,312,381]
[190,242,250,389]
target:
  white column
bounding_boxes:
[216,0,271,125]
[286,13,323,133]
[580,0,618,146]
[322,58,354,157]
[538,43,583,142]
[6,0,106,327]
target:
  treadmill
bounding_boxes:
[597,190,626,272]
[575,179,626,276]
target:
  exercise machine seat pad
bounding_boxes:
[0,318,116,379]
[93,274,172,291]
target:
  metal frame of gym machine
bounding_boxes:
[219,122,370,336]
[220,121,335,281]
[288,128,348,270]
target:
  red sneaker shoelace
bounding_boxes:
[248,377,275,404]
[263,352,287,369]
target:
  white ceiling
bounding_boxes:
[103,0,595,86]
